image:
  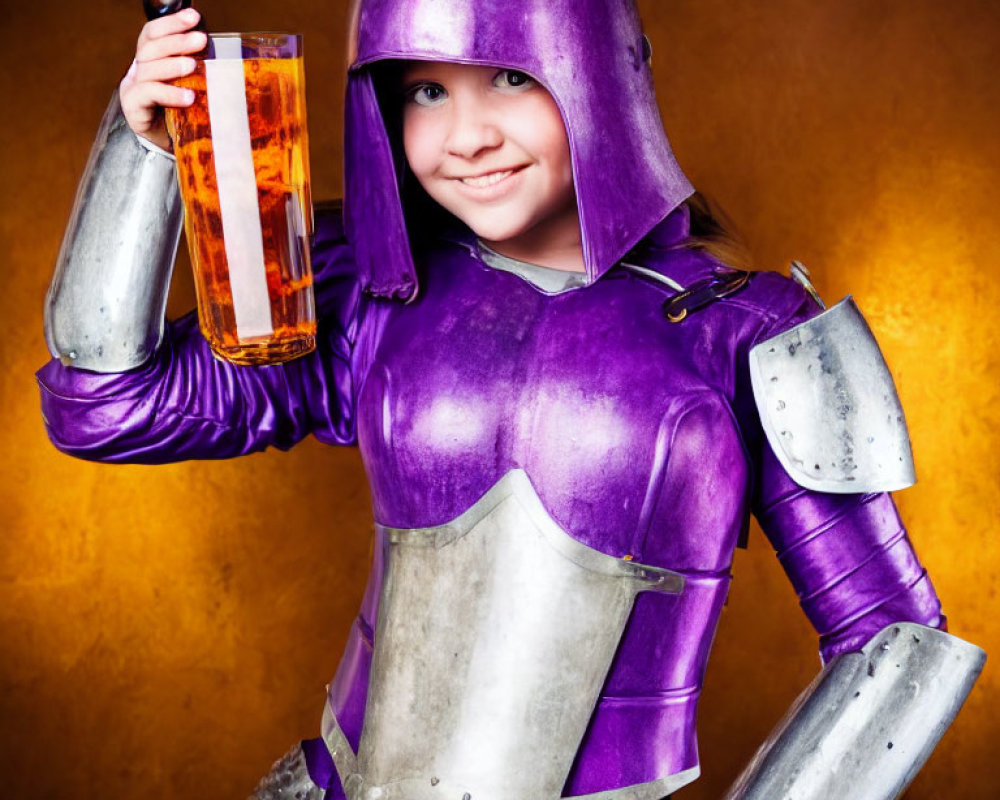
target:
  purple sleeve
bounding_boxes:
[754,449,945,663]
[36,204,363,464]
[745,276,945,663]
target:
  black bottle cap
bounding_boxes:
[142,0,192,21]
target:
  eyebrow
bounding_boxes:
[400,62,439,84]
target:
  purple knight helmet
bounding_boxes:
[344,0,694,299]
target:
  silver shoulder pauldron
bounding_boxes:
[749,296,915,494]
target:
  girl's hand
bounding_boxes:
[119,7,207,151]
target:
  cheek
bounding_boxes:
[520,94,570,165]
[402,111,437,181]
[522,96,572,182]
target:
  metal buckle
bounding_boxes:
[662,269,751,323]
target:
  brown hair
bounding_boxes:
[682,192,754,269]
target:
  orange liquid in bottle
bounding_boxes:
[167,55,316,365]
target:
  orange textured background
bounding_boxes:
[1,1,997,797]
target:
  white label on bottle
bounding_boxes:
[205,52,274,340]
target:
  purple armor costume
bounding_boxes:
[38,1,947,797]
[37,203,943,796]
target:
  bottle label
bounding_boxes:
[205,41,274,340]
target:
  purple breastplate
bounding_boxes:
[328,236,753,796]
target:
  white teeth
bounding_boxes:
[461,170,513,188]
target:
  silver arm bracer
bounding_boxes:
[44,91,183,372]
[749,297,916,494]
[249,743,323,800]
[723,623,985,800]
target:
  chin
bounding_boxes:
[459,214,534,246]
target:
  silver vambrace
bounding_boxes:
[724,622,985,800]
[45,91,183,372]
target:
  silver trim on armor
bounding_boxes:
[476,245,688,296]
[382,471,684,592]
[45,91,183,372]
[477,242,589,294]
[570,767,700,800]
[620,261,686,292]
[723,622,985,800]
[321,469,689,800]
[788,261,825,310]
[749,297,916,493]
[321,699,360,783]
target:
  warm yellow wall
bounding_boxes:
[1,0,996,797]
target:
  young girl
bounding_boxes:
[39,2,983,799]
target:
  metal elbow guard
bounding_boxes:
[749,298,915,493]
[723,623,985,800]
[44,91,183,372]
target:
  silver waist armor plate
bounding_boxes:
[323,469,690,800]
[749,297,916,494]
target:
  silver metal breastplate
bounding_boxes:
[322,469,693,800]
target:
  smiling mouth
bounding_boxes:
[457,167,525,188]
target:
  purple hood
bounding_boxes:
[344,0,694,298]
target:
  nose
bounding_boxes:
[444,93,503,159]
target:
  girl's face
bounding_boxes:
[401,61,582,271]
